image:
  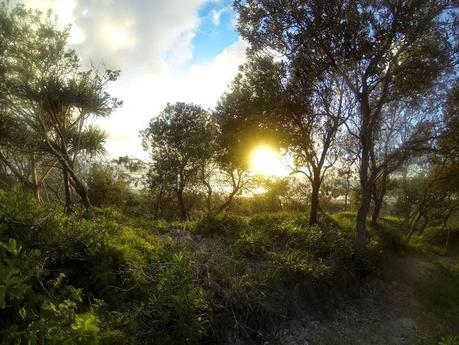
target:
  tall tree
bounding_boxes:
[235,0,454,250]
[218,55,352,224]
[369,101,437,226]
[141,102,218,220]
[0,4,120,212]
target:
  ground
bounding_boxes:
[268,244,459,345]
[162,227,459,345]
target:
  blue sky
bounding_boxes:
[20,0,247,158]
[191,1,239,64]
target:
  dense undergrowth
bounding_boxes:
[0,191,359,344]
[1,191,458,344]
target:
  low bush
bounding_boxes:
[0,192,365,344]
[0,191,213,344]
[194,214,249,237]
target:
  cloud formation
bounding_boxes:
[19,0,247,158]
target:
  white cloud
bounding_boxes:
[211,7,226,26]
[16,0,247,159]
[167,30,196,65]
[98,39,248,159]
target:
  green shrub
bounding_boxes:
[138,254,210,344]
[373,222,407,253]
[331,212,357,232]
[195,214,248,237]
[439,336,459,345]
[0,237,125,344]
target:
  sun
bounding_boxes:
[250,146,288,176]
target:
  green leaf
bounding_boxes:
[19,306,27,319]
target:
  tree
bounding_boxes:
[286,67,352,225]
[0,4,121,213]
[405,162,459,243]
[218,56,353,224]
[235,0,454,250]
[369,101,437,226]
[141,102,218,220]
[86,162,130,207]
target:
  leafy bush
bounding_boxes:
[0,237,124,344]
[231,213,353,284]
[138,254,210,344]
[194,214,248,237]
[331,211,357,232]
[373,221,407,253]
[0,191,212,344]
[0,192,358,344]
[439,335,459,345]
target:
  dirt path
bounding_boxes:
[266,252,458,345]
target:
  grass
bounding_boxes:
[2,193,458,344]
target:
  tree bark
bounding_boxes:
[309,169,321,225]
[418,215,429,236]
[355,94,373,252]
[344,177,350,211]
[31,154,43,203]
[177,188,188,220]
[72,178,91,210]
[154,185,164,219]
[62,158,91,211]
[370,183,386,227]
[407,212,421,241]
[62,164,73,214]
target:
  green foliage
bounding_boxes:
[0,4,120,211]
[450,262,459,279]
[138,254,210,344]
[439,336,459,345]
[331,212,357,232]
[87,163,130,207]
[0,237,122,344]
[194,214,249,237]
[417,263,459,317]
[0,191,212,343]
[374,220,407,253]
[141,102,219,220]
[230,213,353,282]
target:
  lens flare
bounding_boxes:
[250,146,287,176]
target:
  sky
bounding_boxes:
[20,0,248,160]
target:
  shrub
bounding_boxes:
[137,254,211,344]
[331,211,357,232]
[194,214,248,237]
[0,238,125,344]
[373,222,407,253]
[439,336,459,345]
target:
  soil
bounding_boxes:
[268,249,459,345]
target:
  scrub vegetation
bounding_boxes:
[0,1,458,344]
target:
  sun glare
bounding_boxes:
[101,20,135,50]
[250,146,288,176]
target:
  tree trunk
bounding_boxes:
[309,170,321,225]
[407,212,422,241]
[356,179,372,251]
[402,166,410,227]
[371,187,385,227]
[177,188,188,220]
[215,192,236,215]
[154,185,164,219]
[71,175,91,210]
[31,154,43,203]
[62,164,73,214]
[204,180,213,216]
[344,177,350,211]
[63,160,91,210]
[355,94,372,252]
[418,215,429,236]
